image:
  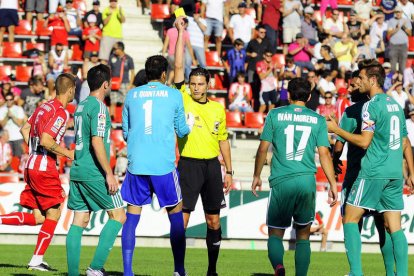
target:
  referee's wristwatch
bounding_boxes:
[226,170,234,176]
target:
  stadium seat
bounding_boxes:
[111,129,125,149]
[211,74,225,90]
[66,103,77,116]
[113,105,123,123]
[226,111,243,128]
[15,20,32,35]
[272,54,285,68]
[151,4,170,21]
[0,173,19,183]
[15,66,33,82]
[205,51,223,68]
[244,112,264,128]
[409,36,414,52]
[71,44,83,61]
[407,58,414,68]
[316,166,328,183]
[2,42,22,58]
[0,65,12,79]
[10,156,20,172]
[209,97,226,109]
[337,0,353,5]
[26,42,45,52]
[35,20,52,36]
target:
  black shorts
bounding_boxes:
[260,89,278,105]
[25,0,46,13]
[178,157,226,212]
[0,9,18,27]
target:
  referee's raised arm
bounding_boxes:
[174,16,186,86]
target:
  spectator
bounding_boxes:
[262,0,282,53]
[0,76,22,103]
[315,45,338,79]
[65,0,83,38]
[358,34,384,60]
[84,0,103,28]
[301,6,318,46]
[380,0,397,21]
[187,12,207,68]
[316,91,337,120]
[369,11,388,54]
[354,0,373,26]
[310,212,329,252]
[282,0,303,45]
[397,0,414,21]
[317,71,337,101]
[305,70,321,111]
[333,33,357,79]
[320,0,337,16]
[0,0,18,51]
[223,39,246,84]
[80,52,101,102]
[18,75,45,116]
[137,0,151,15]
[46,43,69,97]
[403,62,414,90]
[25,0,46,26]
[202,0,227,57]
[387,6,412,72]
[335,87,351,121]
[346,9,364,42]
[229,2,255,45]
[323,9,345,39]
[49,0,66,14]
[386,74,414,108]
[313,32,333,61]
[109,41,135,118]
[383,62,394,91]
[99,0,126,63]
[228,72,253,112]
[47,7,71,48]
[0,129,12,172]
[288,33,314,71]
[32,51,48,79]
[406,109,414,156]
[279,55,301,106]
[256,49,278,112]
[133,69,148,87]
[82,14,102,60]
[0,93,25,157]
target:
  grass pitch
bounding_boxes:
[0,244,413,275]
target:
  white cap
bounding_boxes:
[87,14,97,23]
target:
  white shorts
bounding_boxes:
[283,27,300,44]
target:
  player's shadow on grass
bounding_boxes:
[0,263,27,269]
[251,274,274,276]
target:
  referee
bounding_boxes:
[174,17,233,276]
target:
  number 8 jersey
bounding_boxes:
[260,104,330,185]
[359,93,407,179]
[70,96,111,181]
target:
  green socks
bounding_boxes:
[90,219,123,270]
[268,235,284,269]
[380,230,395,276]
[295,239,310,276]
[66,224,84,276]
[344,223,363,276]
[391,229,408,276]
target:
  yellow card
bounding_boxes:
[174,7,186,18]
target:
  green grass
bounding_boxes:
[0,244,413,275]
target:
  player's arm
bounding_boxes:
[403,137,414,194]
[174,16,186,85]
[252,140,270,197]
[328,117,374,149]
[91,136,118,195]
[333,140,344,175]
[40,132,74,160]
[219,139,233,194]
[318,146,338,207]
[20,121,31,145]
[122,97,129,141]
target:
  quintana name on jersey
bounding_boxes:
[277,112,318,124]
[134,90,169,98]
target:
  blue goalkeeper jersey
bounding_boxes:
[122,81,190,175]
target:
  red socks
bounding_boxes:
[34,219,58,256]
[0,212,36,226]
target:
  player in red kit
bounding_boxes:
[0,73,76,271]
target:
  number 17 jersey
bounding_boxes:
[261,104,330,186]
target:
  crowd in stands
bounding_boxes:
[2,0,414,180]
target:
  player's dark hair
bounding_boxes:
[145,55,168,81]
[115,41,125,51]
[288,77,311,102]
[189,67,210,83]
[133,69,148,87]
[87,64,111,91]
[358,59,385,87]
[56,73,76,95]
[351,70,360,79]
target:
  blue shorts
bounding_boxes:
[205,18,223,37]
[121,169,182,208]
[0,9,18,27]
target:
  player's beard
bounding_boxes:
[351,91,369,102]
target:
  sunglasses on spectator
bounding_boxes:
[5,98,13,101]
[259,31,266,34]
[265,54,272,57]
[325,96,332,99]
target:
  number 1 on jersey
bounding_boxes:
[284,125,311,161]
[143,100,153,135]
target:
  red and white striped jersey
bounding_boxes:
[336,98,351,122]
[26,99,68,172]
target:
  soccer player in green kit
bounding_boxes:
[333,71,396,275]
[328,59,414,276]
[252,77,338,276]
